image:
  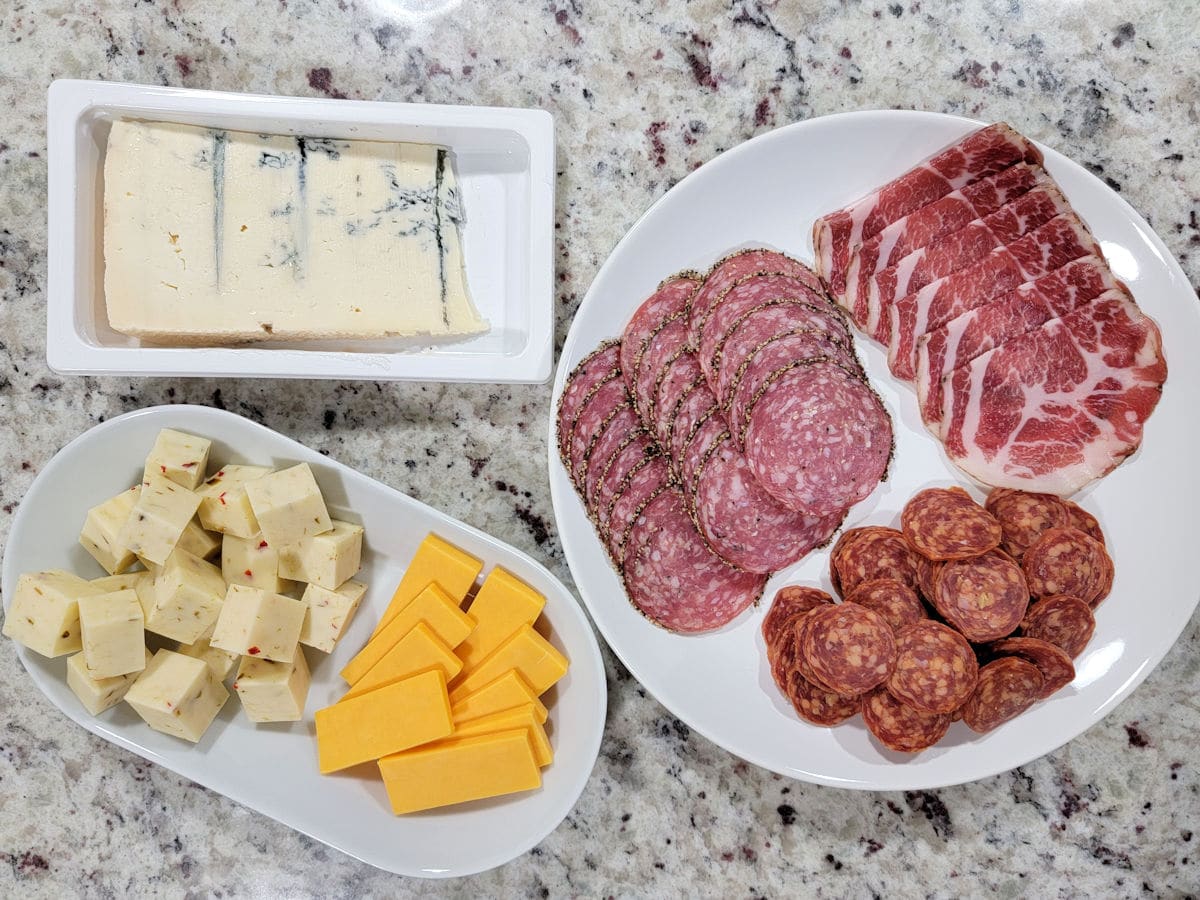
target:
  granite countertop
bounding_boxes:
[2,1,1199,895]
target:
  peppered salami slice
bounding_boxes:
[622,492,765,633]
[861,688,952,753]
[988,637,1075,699]
[782,667,861,726]
[762,586,834,655]
[1022,527,1114,607]
[844,579,926,633]
[932,550,1030,642]
[556,342,621,477]
[582,404,643,502]
[901,486,1002,560]
[567,378,629,483]
[603,455,672,560]
[743,362,893,517]
[830,527,922,596]
[632,317,692,422]
[802,603,897,696]
[1019,594,1096,659]
[679,414,726,491]
[961,657,1044,733]
[984,488,1071,559]
[887,620,979,714]
[619,274,701,391]
[590,427,656,518]
[653,353,706,449]
[669,386,721,466]
[1063,500,1106,546]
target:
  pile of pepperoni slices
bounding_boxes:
[763,485,1111,752]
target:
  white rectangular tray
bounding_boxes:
[46,80,556,382]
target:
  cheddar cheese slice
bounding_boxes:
[449,625,568,702]
[372,535,482,638]
[444,704,552,767]
[341,622,462,701]
[451,670,548,725]
[456,568,545,671]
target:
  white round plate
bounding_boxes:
[3,405,606,877]
[547,110,1200,790]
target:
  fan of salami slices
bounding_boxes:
[763,485,1111,753]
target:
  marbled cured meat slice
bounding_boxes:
[886,620,979,714]
[987,636,1075,699]
[861,688,952,753]
[802,603,897,696]
[915,256,1123,431]
[843,579,926,633]
[1021,527,1114,607]
[961,657,1043,733]
[940,292,1166,494]
[813,123,1043,300]
[913,553,942,604]
[829,527,922,597]
[843,163,1049,325]
[618,274,701,397]
[669,383,719,467]
[782,666,861,726]
[901,487,1001,560]
[556,341,621,478]
[887,213,1103,379]
[1019,594,1096,659]
[983,488,1072,559]
[932,550,1030,642]
[678,415,725,491]
[742,362,893,517]
[863,185,1070,341]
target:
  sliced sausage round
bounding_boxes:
[1019,594,1096,659]
[961,657,1044,733]
[861,688,952,753]
[1022,526,1114,607]
[844,579,926,633]
[886,620,979,714]
[987,637,1076,699]
[802,603,897,696]
[932,550,1030,643]
[901,486,1002,560]
[984,488,1071,559]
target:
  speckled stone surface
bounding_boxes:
[2,0,1199,896]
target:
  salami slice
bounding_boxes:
[932,550,1030,642]
[793,605,843,694]
[782,667,861,726]
[844,579,926,632]
[567,378,629,482]
[961,657,1044,733]
[988,637,1075,699]
[582,404,642,502]
[1019,594,1095,659]
[1022,526,1114,607]
[762,586,833,654]
[802,603,897,696]
[669,384,720,465]
[901,486,1002,560]
[622,492,766,633]
[1063,500,1106,546]
[829,527,922,596]
[887,620,979,714]
[619,274,701,391]
[653,354,705,449]
[984,488,1071,559]
[861,688,952,753]
[603,456,672,559]
[556,342,621,476]
[743,362,893,516]
[588,424,653,514]
[914,553,943,604]
[632,317,691,422]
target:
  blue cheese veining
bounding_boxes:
[102,120,488,343]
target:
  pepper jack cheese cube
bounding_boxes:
[177,518,222,560]
[299,579,367,654]
[315,669,452,773]
[91,571,156,618]
[341,622,462,700]
[68,647,152,715]
[449,625,568,701]
[222,533,288,592]
[340,583,473,684]
[78,485,141,575]
[372,534,482,638]
[456,568,545,671]
[277,520,363,590]
[116,473,202,566]
[378,729,541,815]
[210,584,306,663]
[2,571,101,657]
[78,589,146,679]
[451,670,548,725]
[233,647,311,723]
[176,634,239,680]
[243,464,332,547]
[196,465,271,538]
[125,649,228,743]
[144,549,226,643]
[142,428,211,491]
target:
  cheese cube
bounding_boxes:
[451,670,548,725]
[116,473,201,566]
[449,625,568,701]
[78,485,141,574]
[79,589,146,679]
[456,568,545,670]
[277,520,363,589]
[378,729,540,815]
[91,571,153,604]
[142,428,211,490]
[299,579,367,653]
[243,464,331,547]
[340,582,473,684]
[210,584,306,663]
[372,534,482,638]
[2,571,101,657]
[222,533,289,592]
[144,549,226,643]
[316,669,452,773]
[125,649,228,743]
[196,465,271,537]
[67,648,152,715]
[342,622,462,700]
[444,705,553,767]
[177,518,221,560]
[233,648,311,723]
[176,634,239,680]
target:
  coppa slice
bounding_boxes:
[939,292,1166,494]
[813,123,1043,300]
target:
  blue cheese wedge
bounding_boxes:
[103,120,488,344]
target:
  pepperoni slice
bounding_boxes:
[782,667,861,726]
[1063,500,1106,546]
[829,527,921,596]
[843,579,926,633]
[1022,527,1114,607]
[932,550,1030,642]
[1019,594,1096,659]
[988,637,1075,699]
[984,488,1071,559]
[887,620,979,714]
[761,586,833,656]
[802,603,896,696]
[901,487,1002,560]
[961,657,1044,733]
[914,553,943,604]
[861,688,952,753]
